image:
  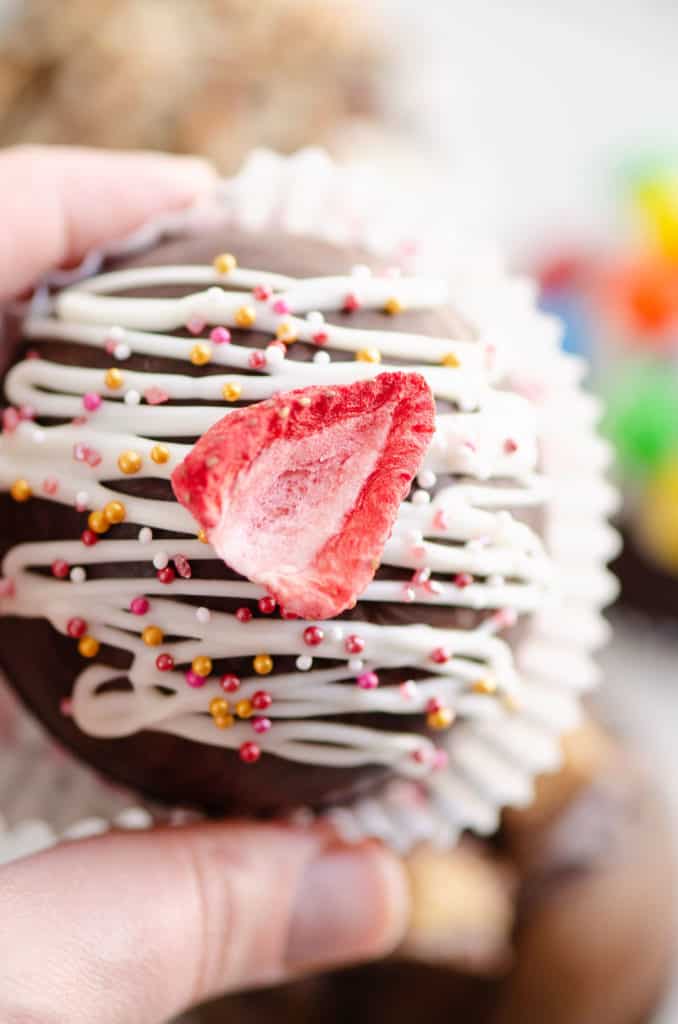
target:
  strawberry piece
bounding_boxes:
[171,373,435,619]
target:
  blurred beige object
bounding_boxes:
[0,0,384,169]
[400,841,515,974]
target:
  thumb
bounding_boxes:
[0,821,408,1024]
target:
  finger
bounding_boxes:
[0,821,408,1024]
[0,144,216,302]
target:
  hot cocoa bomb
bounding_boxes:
[0,226,582,817]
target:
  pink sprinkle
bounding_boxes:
[18,405,35,421]
[85,447,102,468]
[253,285,272,302]
[503,438,518,454]
[455,573,473,589]
[59,697,73,717]
[104,339,117,355]
[173,554,192,579]
[410,544,427,563]
[185,669,206,688]
[267,339,286,355]
[42,477,58,496]
[432,509,449,531]
[0,578,16,599]
[186,316,206,336]
[209,326,231,344]
[399,680,418,700]
[252,716,272,734]
[130,596,150,616]
[426,696,443,713]
[83,392,102,412]
[272,298,290,315]
[430,647,451,665]
[312,331,329,346]
[357,671,379,690]
[493,607,518,630]
[432,749,449,770]
[248,350,266,370]
[2,407,19,433]
[144,387,169,406]
[342,292,360,313]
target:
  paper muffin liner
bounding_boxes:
[0,148,618,860]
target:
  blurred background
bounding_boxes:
[0,0,676,1018]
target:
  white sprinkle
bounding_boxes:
[331,626,345,642]
[114,343,131,361]
[206,286,223,301]
[75,490,90,510]
[417,469,437,489]
[32,429,45,444]
[427,580,443,595]
[153,551,169,570]
[306,310,325,326]
[124,389,141,405]
[196,607,211,624]
[403,586,416,602]
[138,527,153,544]
[109,326,126,342]
[265,345,285,366]
[348,658,364,673]
[313,350,330,365]
[351,264,372,279]
[70,566,86,584]
[296,655,313,671]
[411,490,431,506]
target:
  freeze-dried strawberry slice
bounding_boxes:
[171,373,435,619]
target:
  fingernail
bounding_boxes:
[286,845,407,971]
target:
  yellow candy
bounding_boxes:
[236,698,254,719]
[10,479,31,502]
[104,501,126,524]
[190,342,212,366]
[142,625,164,647]
[253,654,273,676]
[442,352,460,368]
[213,252,237,275]
[234,305,256,329]
[78,635,100,658]
[150,444,170,465]
[426,707,454,731]
[104,368,124,390]
[356,348,381,364]
[88,509,110,534]
[222,382,242,402]
[192,655,213,678]
[118,450,142,475]
[384,297,404,315]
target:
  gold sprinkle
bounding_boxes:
[214,713,235,729]
[118,450,142,475]
[88,509,110,534]
[426,707,455,731]
[78,635,100,658]
[236,698,254,719]
[234,305,256,329]
[209,696,230,717]
[276,321,297,342]
[104,500,126,525]
[356,347,382,364]
[104,368,124,390]
[253,653,273,676]
[197,528,209,544]
[213,252,237,275]
[192,655,213,678]
[384,296,404,315]
[10,479,32,502]
[190,342,212,366]
[472,677,497,695]
[222,381,242,402]
[442,352,460,368]
[142,625,164,647]
[150,444,170,465]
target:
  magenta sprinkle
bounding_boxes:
[130,596,150,616]
[210,326,231,344]
[357,671,379,690]
[272,298,290,315]
[252,716,272,734]
[185,669,206,688]
[82,392,102,412]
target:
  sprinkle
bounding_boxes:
[2,407,19,433]
[296,655,312,671]
[239,741,261,764]
[343,292,361,313]
[312,330,329,346]
[272,298,290,315]
[235,606,253,623]
[42,477,58,496]
[252,716,271,734]
[83,392,102,412]
[442,352,460,368]
[130,596,149,616]
[235,305,256,328]
[454,572,473,588]
[248,350,266,370]
[78,635,99,658]
[187,317,206,337]
[253,653,273,675]
[138,527,153,544]
[66,617,87,639]
[236,698,254,719]
[59,697,73,717]
[104,368,124,390]
[430,646,451,664]
[156,653,174,672]
[472,677,497,695]
[222,381,242,402]
[51,559,70,579]
[173,554,192,579]
[427,706,454,730]
[348,657,364,673]
[210,696,230,719]
[411,490,430,506]
[148,444,170,466]
[258,595,276,614]
[10,479,32,502]
[399,680,418,700]
[213,712,235,730]
[157,566,175,584]
[220,674,241,693]
[411,747,432,766]
[411,567,431,586]
[75,490,90,511]
[504,438,518,454]
[145,387,169,406]
[210,326,232,345]
[417,469,437,489]
[104,500,126,524]
[190,342,212,366]
[185,669,206,688]
[252,690,272,711]
[356,347,381,364]
[213,252,237,274]
[251,284,271,302]
[432,509,449,531]
[118,450,142,475]
[81,529,98,547]
[493,607,517,629]
[114,343,131,361]
[313,350,330,365]
[357,671,379,690]
[384,297,404,315]
[197,528,209,543]
[142,625,164,646]
[88,510,110,535]
[303,625,324,646]
[344,634,364,655]
[152,552,169,570]
[191,655,212,678]
[108,326,125,344]
[124,389,141,406]
[403,586,416,602]
[196,606,211,624]
[32,429,45,444]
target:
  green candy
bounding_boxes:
[602,363,678,475]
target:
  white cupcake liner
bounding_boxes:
[0,148,617,859]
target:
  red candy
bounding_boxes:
[454,573,473,589]
[252,690,272,710]
[258,595,276,614]
[156,653,175,672]
[342,292,360,313]
[235,607,253,623]
[81,529,98,547]
[157,567,175,584]
[303,625,324,646]
[51,559,70,579]
[67,617,87,639]
[130,596,150,615]
[171,374,435,619]
[430,646,450,664]
[239,741,261,764]
[248,350,266,370]
[220,674,241,693]
[344,634,364,655]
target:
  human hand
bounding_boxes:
[0,145,409,1024]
